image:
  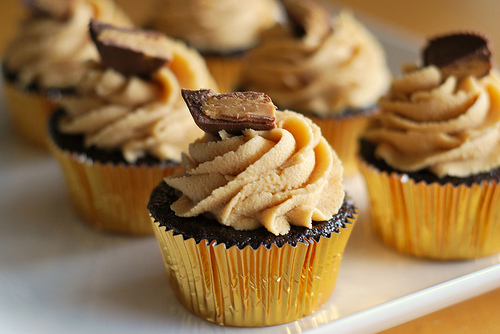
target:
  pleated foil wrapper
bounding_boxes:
[204,53,244,94]
[48,139,178,235]
[4,82,58,148]
[309,114,371,177]
[151,217,355,327]
[359,159,500,260]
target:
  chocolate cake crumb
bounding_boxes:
[360,139,500,186]
[148,181,356,250]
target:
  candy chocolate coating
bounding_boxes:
[423,32,492,80]
[89,20,171,77]
[182,88,276,136]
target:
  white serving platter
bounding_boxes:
[1,10,500,334]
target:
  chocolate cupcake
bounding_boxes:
[148,89,356,326]
[359,32,500,259]
[48,21,218,234]
[2,0,132,148]
[240,0,391,175]
[148,0,280,93]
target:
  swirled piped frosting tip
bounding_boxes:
[58,19,217,163]
[282,0,332,41]
[241,4,391,116]
[365,31,500,178]
[166,90,345,236]
[182,89,277,136]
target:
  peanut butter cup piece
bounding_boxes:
[89,20,172,77]
[423,32,492,80]
[282,0,332,40]
[182,89,277,136]
[23,0,74,20]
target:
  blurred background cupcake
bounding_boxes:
[2,0,132,148]
[359,32,500,260]
[148,0,280,93]
[149,89,356,326]
[240,0,391,176]
[48,21,217,234]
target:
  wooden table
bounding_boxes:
[1,1,499,333]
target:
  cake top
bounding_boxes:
[57,21,217,163]
[241,0,391,116]
[365,32,500,178]
[164,89,345,235]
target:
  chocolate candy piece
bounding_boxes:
[182,89,277,136]
[423,32,492,80]
[23,0,74,20]
[89,20,172,77]
[282,0,332,40]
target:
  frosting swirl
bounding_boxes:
[241,11,391,116]
[365,65,500,177]
[165,110,345,235]
[3,0,132,89]
[59,37,217,163]
[150,0,279,53]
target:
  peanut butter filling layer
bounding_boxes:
[165,110,345,235]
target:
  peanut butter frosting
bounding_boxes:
[58,37,217,163]
[150,0,279,53]
[165,110,345,236]
[3,0,132,90]
[365,65,500,177]
[241,10,391,116]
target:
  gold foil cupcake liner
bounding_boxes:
[204,54,244,93]
[151,219,355,327]
[359,159,500,260]
[4,82,57,148]
[309,114,371,177]
[48,139,178,235]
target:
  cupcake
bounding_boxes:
[359,32,500,260]
[240,0,391,176]
[148,88,356,326]
[148,0,280,93]
[2,0,132,148]
[48,21,218,234]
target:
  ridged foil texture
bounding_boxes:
[309,113,372,177]
[359,159,500,259]
[4,82,57,148]
[151,218,355,327]
[48,139,178,234]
